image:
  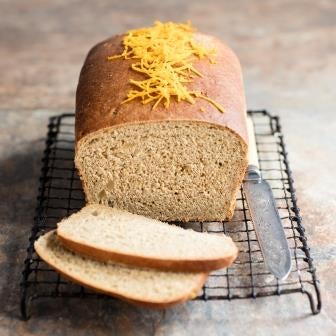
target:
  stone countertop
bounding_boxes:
[0,0,335,335]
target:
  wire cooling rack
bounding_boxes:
[20,110,321,319]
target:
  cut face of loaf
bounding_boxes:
[75,121,247,221]
[35,231,207,308]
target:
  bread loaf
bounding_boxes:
[35,231,207,308]
[57,205,238,272]
[75,23,248,221]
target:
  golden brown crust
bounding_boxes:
[57,231,238,273]
[75,33,247,145]
[34,232,208,309]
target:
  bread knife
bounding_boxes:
[242,117,291,280]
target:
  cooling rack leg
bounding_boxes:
[20,289,32,321]
[303,286,322,315]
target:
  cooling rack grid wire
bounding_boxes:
[20,110,321,319]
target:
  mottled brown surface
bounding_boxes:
[0,0,335,335]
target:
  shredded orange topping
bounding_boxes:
[108,21,224,112]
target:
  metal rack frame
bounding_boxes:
[20,110,321,319]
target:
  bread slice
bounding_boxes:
[57,205,238,272]
[75,32,248,222]
[34,231,207,308]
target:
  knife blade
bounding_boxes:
[242,117,291,280]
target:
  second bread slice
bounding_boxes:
[57,205,238,272]
[35,231,206,308]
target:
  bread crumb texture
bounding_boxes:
[76,121,246,221]
[58,205,237,260]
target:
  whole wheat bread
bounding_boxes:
[34,231,207,308]
[75,31,248,222]
[57,205,238,272]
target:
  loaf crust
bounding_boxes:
[75,33,248,146]
[58,234,238,273]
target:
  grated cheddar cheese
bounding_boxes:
[108,21,224,112]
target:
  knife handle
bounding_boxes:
[247,117,259,169]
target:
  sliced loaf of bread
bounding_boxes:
[75,28,248,222]
[57,205,238,272]
[34,231,207,308]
